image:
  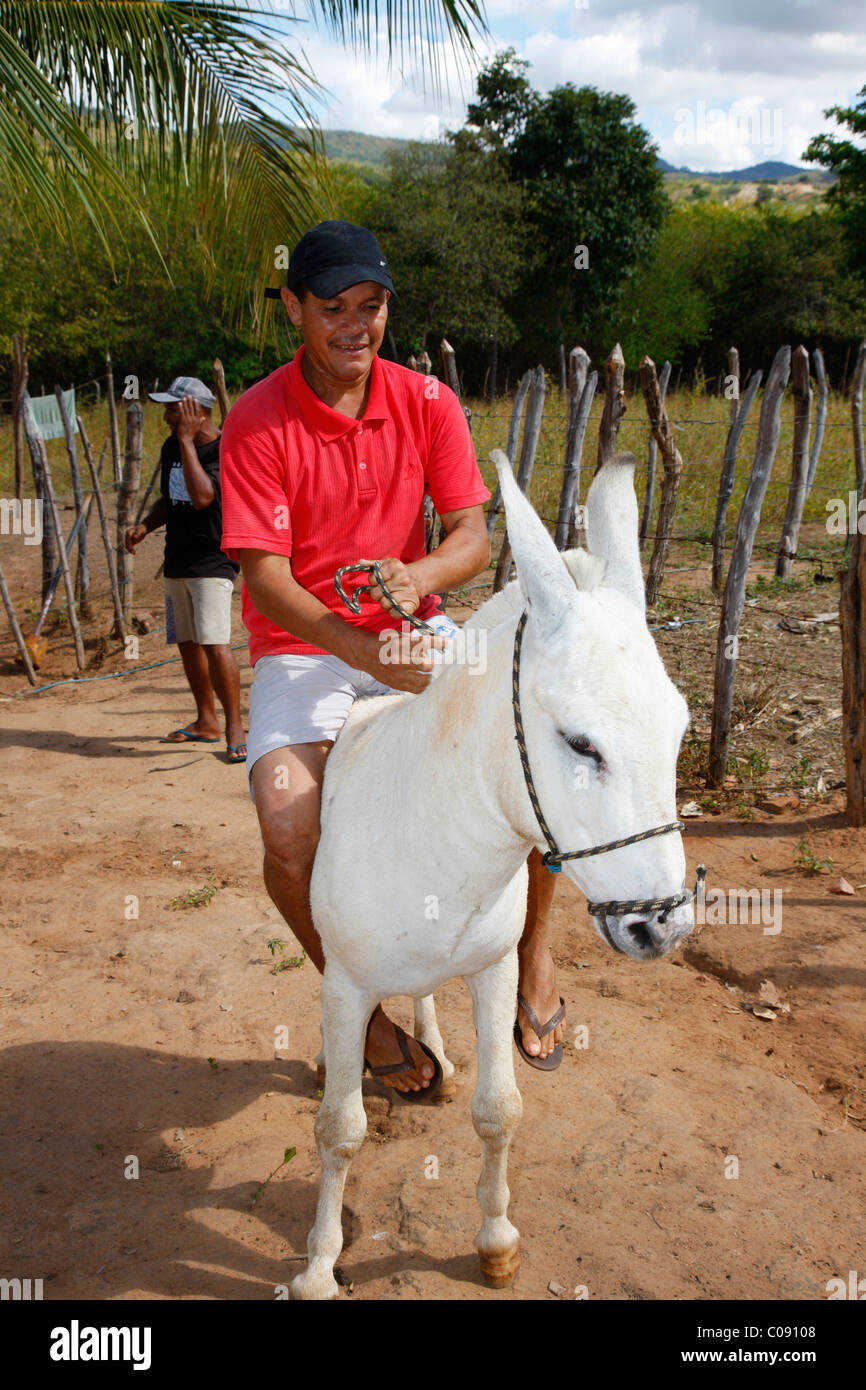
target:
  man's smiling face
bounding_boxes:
[282,281,390,383]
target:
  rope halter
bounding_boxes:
[511,611,706,918]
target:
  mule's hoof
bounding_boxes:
[479,1244,520,1288]
[290,1267,339,1301]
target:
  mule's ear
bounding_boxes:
[585,451,646,618]
[491,449,577,638]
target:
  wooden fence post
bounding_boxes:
[805,347,827,496]
[566,347,589,447]
[21,391,57,602]
[642,355,685,607]
[851,339,866,498]
[213,358,230,426]
[106,350,122,489]
[486,369,532,539]
[0,558,38,684]
[116,401,143,625]
[596,344,626,473]
[775,345,812,578]
[555,370,598,550]
[406,354,418,373]
[11,333,28,503]
[134,458,162,528]
[417,349,432,377]
[708,346,791,786]
[841,501,866,824]
[726,347,739,427]
[54,385,92,618]
[711,368,762,595]
[38,439,88,671]
[494,366,546,592]
[558,343,567,397]
[79,417,125,642]
[639,359,671,549]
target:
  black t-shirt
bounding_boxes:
[159,433,239,580]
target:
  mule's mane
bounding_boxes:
[463,547,607,634]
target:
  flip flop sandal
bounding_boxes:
[513,991,566,1071]
[364,1023,443,1104]
[226,743,247,763]
[159,729,220,744]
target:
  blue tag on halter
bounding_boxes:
[546,861,562,874]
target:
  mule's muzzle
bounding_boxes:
[595,901,695,961]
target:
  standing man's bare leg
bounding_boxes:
[251,744,435,1093]
[162,640,221,740]
[516,846,565,1060]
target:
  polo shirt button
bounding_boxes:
[359,461,367,469]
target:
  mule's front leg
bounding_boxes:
[291,968,370,1301]
[413,994,456,1097]
[466,952,523,1288]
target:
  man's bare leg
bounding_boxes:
[251,743,435,1093]
[203,643,245,751]
[516,846,565,1060]
[162,640,221,740]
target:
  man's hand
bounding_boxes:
[176,394,206,442]
[354,625,449,694]
[363,556,423,617]
[125,523,148,554]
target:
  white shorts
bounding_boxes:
[246,612,460,797]
[164,576,235,645]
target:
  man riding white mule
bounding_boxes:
[220,220,568,1099]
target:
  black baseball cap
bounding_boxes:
[265,220,396,301]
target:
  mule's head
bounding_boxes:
[494,449,694,961]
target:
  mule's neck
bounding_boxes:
[389,614,542,896]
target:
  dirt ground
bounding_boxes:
[1,521,865,1301]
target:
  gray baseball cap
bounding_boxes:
[148,375,215,408]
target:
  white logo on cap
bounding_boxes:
[380,260,386,266]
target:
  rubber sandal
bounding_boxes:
[159,729,220,743]
[226,742,247,763]
[365,1023,443,1104]
[513,992,566,1071]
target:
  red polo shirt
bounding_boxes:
[220,345,490,665]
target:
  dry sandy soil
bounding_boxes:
[1,526,865,1301]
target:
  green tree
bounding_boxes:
[494,77,666,353]
[460,47,537,153]
[0,0,485,311]
[804,84,866,275]
[370,141,524,354]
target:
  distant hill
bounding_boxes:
[315,130,833,183]
[657,156,832,183]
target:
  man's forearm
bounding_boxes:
[180,437,215,508]
[407,520,491,599]
[143,498,167,533]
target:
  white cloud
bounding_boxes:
[282,2,865,169]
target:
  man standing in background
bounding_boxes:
[125,376,246,763]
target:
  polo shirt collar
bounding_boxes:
[289,343,390,439]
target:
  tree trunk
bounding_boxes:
[805,347,827,496]
[639,359,670,549]
[642,356,684,607]
[116,401,143,626]
[213,358,230,426]
[21,391,57,602]
[775,345,812,579]
[596,344,626,474]
[11,333,28,503]
[555,370,598,550]
[79,418,125,642]
[494,366,546,592]
[708,347,791,786]
[711,368,762,595]
[486,370,532,539]
[106,350,122,489]
[54,385,92,618]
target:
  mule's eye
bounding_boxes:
[562,732,601,763]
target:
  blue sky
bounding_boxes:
[274,0,866,171]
